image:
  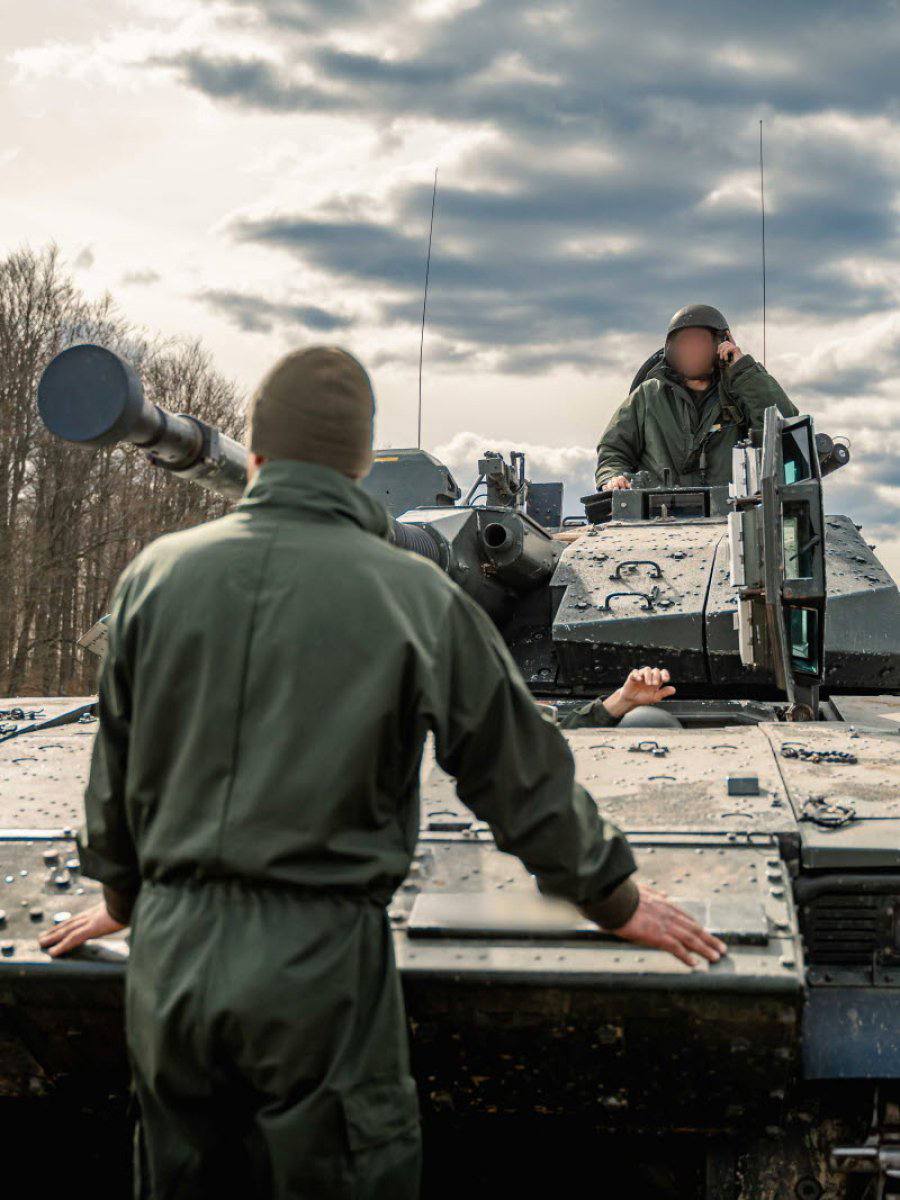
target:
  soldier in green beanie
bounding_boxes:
[43,344,723,1199]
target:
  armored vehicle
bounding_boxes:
[1,342,898,1198]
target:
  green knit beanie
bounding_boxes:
[247,345,375,478]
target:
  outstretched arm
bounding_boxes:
[428,588,639,927]
[595,391,644,489]
[427,592,724,965]
[560,666,676,729]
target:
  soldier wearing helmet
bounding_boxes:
[595,304,798,491]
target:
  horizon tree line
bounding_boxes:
[0,244,245,696]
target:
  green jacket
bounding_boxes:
[79,459,639,928]
[595,354,798,489]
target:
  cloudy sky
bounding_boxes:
[4,0,900,573]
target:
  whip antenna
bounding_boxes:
[418,167,438,449]
[759,119,767,366]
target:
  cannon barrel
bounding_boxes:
[37,344,249,500]
[37,344,448,568]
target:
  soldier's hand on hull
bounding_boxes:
[602,475,631,491]
[602,666,675,719]
[39,901,125,958]
[610,884,727,968]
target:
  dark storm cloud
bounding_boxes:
[229,210,662,356]
[228,141,897,359]
[151,0,900,549]
[197,288,355,333]
[864,454,900,492]
[200,0,377,32]
[188,0,900,132]
[159,1,900,385]
[147,52,345,112]
[824,473,900,544]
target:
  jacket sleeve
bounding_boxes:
[76,572,141,896]
[725,354,798,430]
[595,390,645,488]
[426,588,639,929]
[558,698,620,730]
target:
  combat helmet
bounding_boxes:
[664,303,730,368]
[666,303,730,340]
[630,304,732,391]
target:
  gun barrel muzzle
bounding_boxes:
[38,344,247,499]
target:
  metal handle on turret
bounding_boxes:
[601,590,657,612]
[608,560,663,581]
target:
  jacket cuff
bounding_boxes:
[591,699,620,727]
[77,834,141,895]
[579,875,640,931]
[557,697,622,730]
[726,353,757,380]
[102,884,138,925]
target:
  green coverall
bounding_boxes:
[595,353,798,489]
[78,459,639,1200]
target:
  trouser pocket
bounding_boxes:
[340,1074,422,1200]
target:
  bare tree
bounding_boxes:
[0,244,245,695]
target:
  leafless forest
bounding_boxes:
[0,245,245,696]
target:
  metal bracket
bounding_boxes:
[831,1091,900,1198]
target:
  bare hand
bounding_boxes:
[603,666,676,719]
[602,475,631,491]
[39,902,125,958]
[717,339,745,367]
[615,883,727,968]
